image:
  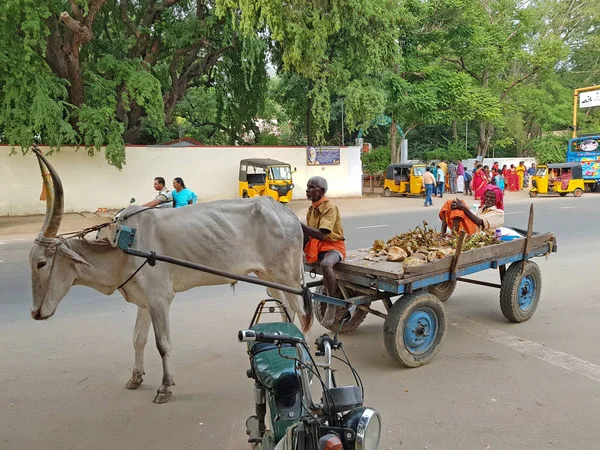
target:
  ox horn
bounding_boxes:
[32,145,64,238]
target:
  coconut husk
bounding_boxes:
[372,239,386,252]
[387,246,408,262]
[403,256,426,267]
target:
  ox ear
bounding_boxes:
[57,245,92,267]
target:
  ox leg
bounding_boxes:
[149,300,175,404]
[125,307,151,390]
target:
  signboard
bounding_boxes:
[580,89,600,108]
[571,137,600,152]
[307,146,341,165]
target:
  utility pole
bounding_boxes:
[341,98,345,146]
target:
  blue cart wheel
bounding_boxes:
[383,293,447,367]
[499,261,542,322]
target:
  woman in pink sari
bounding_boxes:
[473,165,488,200]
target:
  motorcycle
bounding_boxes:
[238,299,382,450]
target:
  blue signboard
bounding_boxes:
[307,146,341,165]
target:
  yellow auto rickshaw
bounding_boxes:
[530,162,584,198]
[239,158,295,203]
[383,163,426,197]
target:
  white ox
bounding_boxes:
[29,149,311,403]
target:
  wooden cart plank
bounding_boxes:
[305,232,556,287]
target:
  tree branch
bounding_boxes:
[59,12,93,43]
[500,68,539,100]
[69,0,84,21]
[120,0,140,38]
[442,57,482,82]
[84,0,108,28]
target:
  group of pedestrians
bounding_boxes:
[424,159,536,207]
[423,159,468,207]
[143,176,198,209]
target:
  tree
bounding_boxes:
[1,1,240,167]
[220,0,401,145]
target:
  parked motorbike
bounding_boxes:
[239,299,381,450]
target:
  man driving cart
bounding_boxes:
[301,176,346,326]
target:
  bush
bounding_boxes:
[361,146,391,174]
[525,135,568,165]
[257,133,281,146]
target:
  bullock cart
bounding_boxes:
[105,216,556,369]
[305,225,557,367]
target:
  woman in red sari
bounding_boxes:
[473,165,488,200]
[508,164,519,191]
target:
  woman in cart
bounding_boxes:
[439,185,504,235]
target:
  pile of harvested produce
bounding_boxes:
[370,221,499,267]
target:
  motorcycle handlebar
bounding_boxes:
[238,330,304,345]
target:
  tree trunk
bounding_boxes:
[476,70,494,158]
[476,122,494,159]
[307,80,314,146]
[390,120,397,164]
[452,120,458,142]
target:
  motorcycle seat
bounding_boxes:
[248,322,309,392]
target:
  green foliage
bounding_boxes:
[423,141,472,163]
[257,133,281,146]
[361,147,391,174]
[524,135,568,165]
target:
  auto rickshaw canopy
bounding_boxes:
[239,158,292,183]
[546,162,583,179]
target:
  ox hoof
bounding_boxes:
[125,379,143,390]
[154,390,172,404]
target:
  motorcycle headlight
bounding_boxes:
[269,184,277,190]
[289,183,295,190]
[342,407,381,450]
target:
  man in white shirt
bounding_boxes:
[143,177,173,208]
[436,165,445,198]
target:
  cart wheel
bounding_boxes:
[573,188,583,197]
[383,293,447,367]
[499,261,542,323]
[383,188,392,197]
[529,191,537,198]
[427,280,457,302]
[559,192,567,197]
[313,287,369,334]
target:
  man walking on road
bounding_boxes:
[448,160,458,194]
[423,166,435,207]
[436,164,445,198]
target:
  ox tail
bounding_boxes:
[301,287,313,333]
[300,251,313,333]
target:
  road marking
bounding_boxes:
[0,238,26,244]
[450,315,600,383]
[355,224,389,229]
[505,211,526,215]
[560,206,577,209]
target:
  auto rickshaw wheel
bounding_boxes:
[383,188,392,197]
[383,293,447,367]
[574,188,583,197]
[529,191,537,198]
[559,192,567,197]
[313,286,368,334]
[499,261,542,323]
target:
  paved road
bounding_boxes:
[1,196,599,449]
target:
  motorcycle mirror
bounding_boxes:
[130,197,136,204]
